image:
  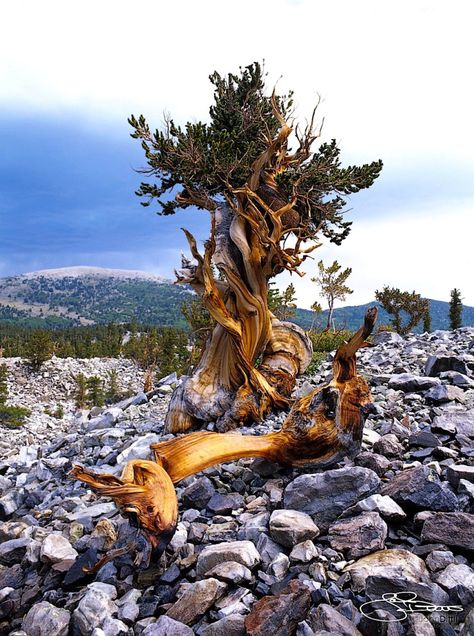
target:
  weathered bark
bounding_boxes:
[72,307,377,565]
[163,100,322,433]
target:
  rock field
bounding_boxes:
[0,328,474,635]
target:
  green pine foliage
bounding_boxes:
[0,363,31,427]
[0,364,8,405]
[375,287,430,335]
[87,376,105,407]
[73,373,89,409]
[129,62,382,245]
[105,369,122,403]
[25,330,54,370]
[449,288,463,330]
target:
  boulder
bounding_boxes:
[269,509,320,547]
[166,578,227,625]
[328,512,387,558]
[245,580,311,636]
[196,541,261,578]
[22,601,70,636]
[381,465,459,511]
[421,512,474,550]
[283,466,380,531]
[425,355,468,377]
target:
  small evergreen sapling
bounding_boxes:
[449,288,463,330]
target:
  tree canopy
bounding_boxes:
[129,62,382,247]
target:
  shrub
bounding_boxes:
[0,404,31,427]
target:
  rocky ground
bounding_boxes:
[1,328,474,636]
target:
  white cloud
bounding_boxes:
[1,1,473,307]
[1,0,473,165]
[276,199,473,307]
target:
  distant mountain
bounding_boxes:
[294,300,474,333]
[0,267,193,329]
[0,267,473,332]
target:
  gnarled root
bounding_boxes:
[72,308,376,568]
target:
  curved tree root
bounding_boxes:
[72,307,377,568]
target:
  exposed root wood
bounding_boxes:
[73,308,377,567]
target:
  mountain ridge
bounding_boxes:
[0,267,473,331]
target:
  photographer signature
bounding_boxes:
[360,592,464,622]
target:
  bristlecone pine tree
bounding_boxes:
[72,63,382,563]
[375,286,429,335]
[127,63,382,433]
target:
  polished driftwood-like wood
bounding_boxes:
[72,308,377,563]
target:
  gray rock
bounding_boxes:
[116,433,161,463]
[201,614,246,636]
[207,492,244,514]
[157,371,178,386]
[0,537,30,565]
[408,430,441,448]
[381,465,459,511]
[373,433,404,457]
[143,616,193,635]
[354,451,391,476]
[244,580,311,636]
[256,533,282,565]
[269,509,320,547]
[22,601,70,636]
[283,466,380,531]
[446,464,474,488]
[340,494,406,521]
[182,476,215,509]
[461,607,474,636]
[0,490,20,518]
[68,501,117,521]
[73,585,118,635]
[40,533,78,571]
[289,540,320,563]
[345,548,431,592]
[328,512,387,559]
[114,392,148,409]
[421,512,474,550]
[433,563,474,605]
[269,552,290,579]
[238,511,270,543]
[425,550,455,572]
[101,617,129,636]
[388,373,440,392]
[85,411,118,432]
[372,332,403,345]
[205,561,253,584]
[196,541,261,577]
[425,385,466,404]
[433,410,474,437]
[425,355,468,377]
[406,613,436,636]
[307,604,362,636]
[166,578,227,625]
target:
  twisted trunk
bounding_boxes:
[166,194,313,432]
[72,307,377,564]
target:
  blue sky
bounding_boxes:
[1,0,473,307]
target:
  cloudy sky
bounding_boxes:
[0,0,472,308]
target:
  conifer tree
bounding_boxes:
[74,373,88,409]
[449,288,463,330]
[25,331,54,370]
[0,364,8,405]
[87,376,105,407]
[312,261,353,330]
[130,62,382,432]
[375,286,428,335]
